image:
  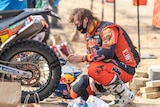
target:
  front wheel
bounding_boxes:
[0,40,61,103]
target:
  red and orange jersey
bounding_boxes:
[84,21,140,67]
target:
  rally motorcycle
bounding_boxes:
[0,8,61,103]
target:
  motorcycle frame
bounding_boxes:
[0,8,60,79]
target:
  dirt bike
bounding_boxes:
[0,8,62,103]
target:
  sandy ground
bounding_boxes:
[45,0,160,106]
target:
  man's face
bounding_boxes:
[73,16,88,34]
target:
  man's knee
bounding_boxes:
[88,62,115,86]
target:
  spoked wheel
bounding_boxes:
[0,40,61,103]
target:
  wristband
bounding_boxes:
[86,54,92,62]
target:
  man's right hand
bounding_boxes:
[67,54,83,63]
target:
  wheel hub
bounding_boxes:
[20,64,41,86]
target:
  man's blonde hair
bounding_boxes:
[69,8,99,25]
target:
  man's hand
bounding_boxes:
[67,54,83,63]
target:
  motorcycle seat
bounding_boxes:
[0,10,24,20]
[0,10,32,30]
[0,8,50,30]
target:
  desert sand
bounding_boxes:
[47,0,160,106]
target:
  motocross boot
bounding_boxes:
[103,75,135,107]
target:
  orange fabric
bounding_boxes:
[114,35,137,67]
[100,26,119,49]
[86,23,137,67]
[152,0,160,28]
[88,61,115,86]
[86,85,95,95]
[84,21,139,88]
[70,88,78,99]
[88,61,134,85]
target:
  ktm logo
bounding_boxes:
[96,65,104,75]
[112,66,121,75]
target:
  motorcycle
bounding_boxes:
[0,8,62,103]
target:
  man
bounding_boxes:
[67,8,140,106]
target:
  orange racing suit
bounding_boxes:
[85,21,140,84]
[70,21,140,99]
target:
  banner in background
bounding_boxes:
[0,0,27,11]
[152,0,160,28]
[133,0,147,6]
[106,0,115,3]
